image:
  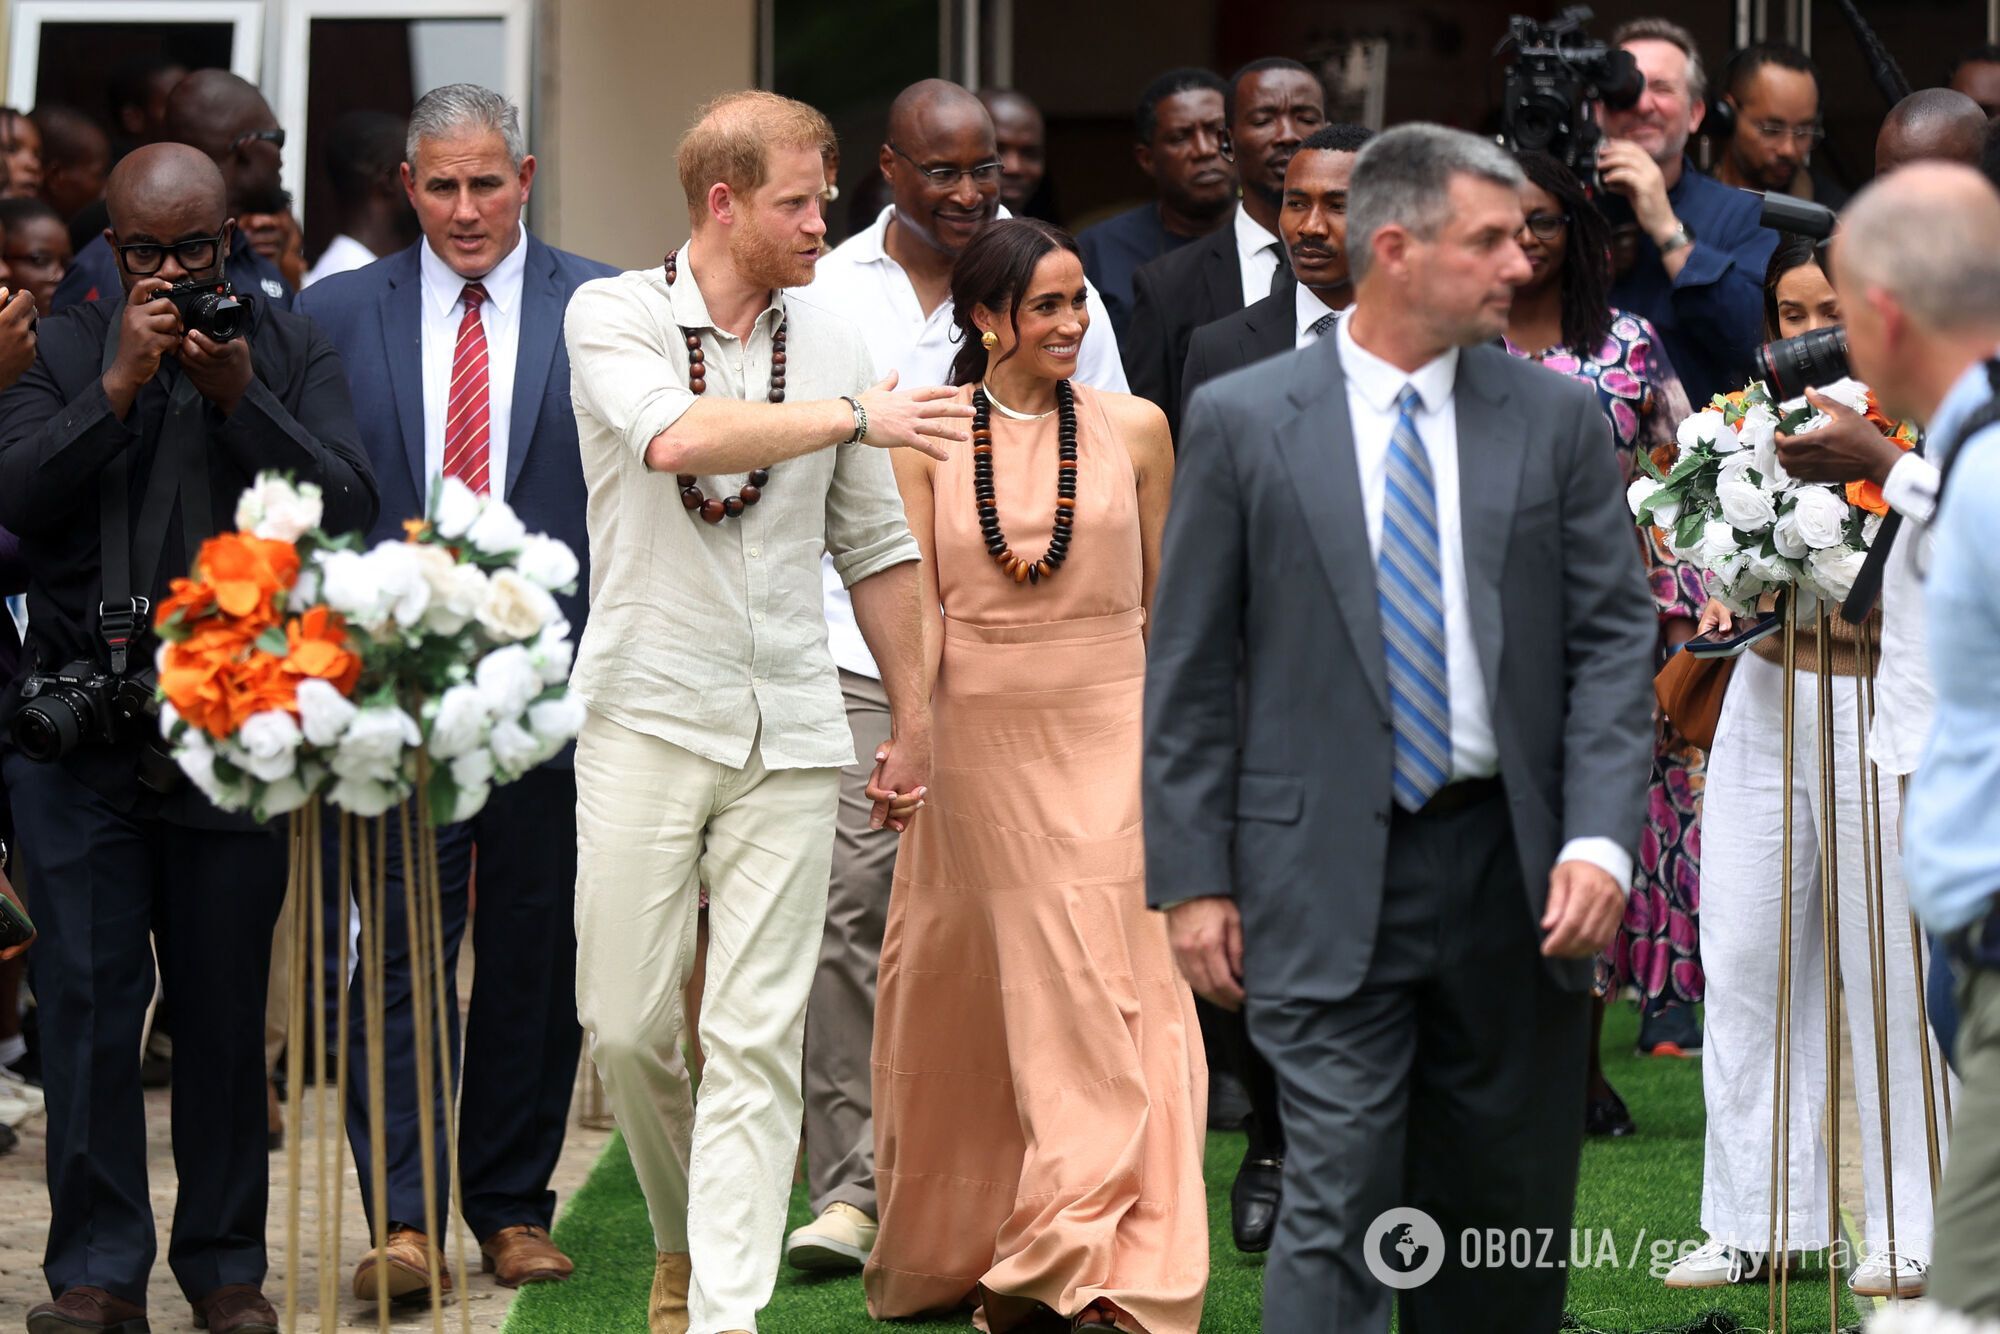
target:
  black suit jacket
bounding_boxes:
[1122,223,1246,440]
[1178,279,1298,435]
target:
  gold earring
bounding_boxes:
[981,329,999,350]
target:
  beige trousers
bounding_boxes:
[574,709,839,1334]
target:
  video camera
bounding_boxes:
[1495,6,1644,181]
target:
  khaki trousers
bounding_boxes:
[802,670,899,1217]
[575,710,838,1333]
[1931,964,2000,1317]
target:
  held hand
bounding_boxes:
[1776,387,1903,485]
[857,370,973,462]
[107,276,183,398]
[1167,896,1246,1010]
[1541,860,1626,959]
[0,288,35,389]
[1696,598,1735,637]
[864,723,932,833]
[180,328,254,415]
[1596,140,1674,237]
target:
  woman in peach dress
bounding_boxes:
[865,218,1208,1334]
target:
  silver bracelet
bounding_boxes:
[840,394,868,444]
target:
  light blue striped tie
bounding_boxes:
[1379,384,1451,811]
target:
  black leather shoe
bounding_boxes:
[1585,1087,1637,1138]
[1230,1155,1283,1252]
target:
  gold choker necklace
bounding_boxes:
[979,381,1058,421]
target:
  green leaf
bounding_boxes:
[1674,509,1704,550]
[1637,449,1668,482]
[255,625,289,656]
[427,762,460,827]
[1778,406,1813,435]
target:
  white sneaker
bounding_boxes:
[0,1065,41,1119]
[1851,1251,1929,1298]
[1662,1239,1767,1288]
[784,1203,878,1272]
[0,1088,33,1127]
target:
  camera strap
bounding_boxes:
[1840,357,2000,624]
[95,307,216,676]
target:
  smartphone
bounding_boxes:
[1682,610,1783,659]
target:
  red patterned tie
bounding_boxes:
[443,281,491,495]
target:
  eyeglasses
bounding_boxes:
[1751,119,1825,146]
[888,142,1002,189]
[115,230,225,276]
[1520,212,1571,240]
[228,127,286,154]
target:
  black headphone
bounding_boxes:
[1703,95,1738,143]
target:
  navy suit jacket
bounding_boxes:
[294,234,615,767]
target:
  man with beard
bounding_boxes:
[1078,67,1235,343]
[1597,18,1774,405]
[1714,42,1846,207]
[782,74,1125,1278]
[565,90,966,1334]
[55,70,293,311]
[1124,57,1326,436]
[1175,121,1374,1258]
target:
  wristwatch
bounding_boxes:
[1658,220,1695,256]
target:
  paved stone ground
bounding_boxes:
[0,963,613,1332]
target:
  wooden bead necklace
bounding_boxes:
[664,248,783,523]
[972,379,1077,585]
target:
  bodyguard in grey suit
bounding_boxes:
[1143,126,1655,1331]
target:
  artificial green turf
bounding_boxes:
[505,1005,1867,1332]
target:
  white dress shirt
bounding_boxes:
[420,226,527,493]
[795,204,1129,680]
[1871,451,1939,776]
[302,232,377,288]
[1233,203,1284,308]
[1338,316,1633,889]
[1294,285,1341,348]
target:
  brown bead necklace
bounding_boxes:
[973,379,1077,585]
[664,249,784,523]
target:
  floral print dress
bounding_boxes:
[1506,310,1704,1008]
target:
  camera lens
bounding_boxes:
[195,293,248,343]
[1753,326,1851,400]
[12,694,85,763]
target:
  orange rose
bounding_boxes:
[155,576,217,631]
[196,532,300,621]
[282,606,360,696]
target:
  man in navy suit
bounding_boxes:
[294,82,613,1302]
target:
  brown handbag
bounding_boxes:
[1653,648,1733,751]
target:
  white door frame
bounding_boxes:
[6,0,263,111]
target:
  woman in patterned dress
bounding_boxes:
[1505,152,1703,1138]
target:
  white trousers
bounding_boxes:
[574,710,840,1334]
[1701,652,1952,1259]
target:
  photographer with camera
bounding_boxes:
[0,143,375,1334]
[1598,18,1778,406]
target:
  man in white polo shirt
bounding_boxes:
[781,74,1125,1274]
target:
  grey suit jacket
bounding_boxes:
[1179,279,1297,434]
[1142,333,1656,1003]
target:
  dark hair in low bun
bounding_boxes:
[947,217,1082,386]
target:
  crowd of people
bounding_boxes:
[3,16,2000,1334]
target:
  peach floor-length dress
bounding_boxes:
[864,383,1209,1334]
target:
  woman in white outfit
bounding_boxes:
[1664,238,1951,1298]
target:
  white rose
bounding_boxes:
[447,779,491,823]
[526,692,587,755]
[159,700,183,740]
[291,563,321,608]
[1709,552,1763,613]
[1817,377,1873,417]
[450,749,495,791]
[1651,496,1682,529]
[1626,477,1660,517]
[331,705,419,783]
[257,773,314,818]
[1716,477,1778,531]
[426,683,490,760]
[474,645,542,720]
[516,534,580,591]
[529,621,575,686]
[423,559,489,637]
[330,774,402,817]
[235,475,324,543]
[1863,511,1886,548]
[476,569,560,643]
[296,677,359,748]
[432,476,483,540]
[238,709,303,783]
[365,541,430,629]
[466,497,528,556]
[1807,544,1868,602]
[1677,409,1738,455]
[176,731,250,810]
[1744,544,1793,586]
[1787,485,1849,550]
[1734,404,1777,460]
[1699,520,1742,568]
[488,719,541,779]
[1772,511,1808,560]
[317,549,386,629]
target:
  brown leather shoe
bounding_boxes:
[479,1224,573,1287]
[648,1251,691,1334]
[353,1227,454,1304]
[190,1285,278,1333]
[25,1286,149,1333]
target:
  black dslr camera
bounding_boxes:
[164,277,249,343]
[1495,6,1644,179]
[12,655,178,791]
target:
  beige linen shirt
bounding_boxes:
[563,248,919,771]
